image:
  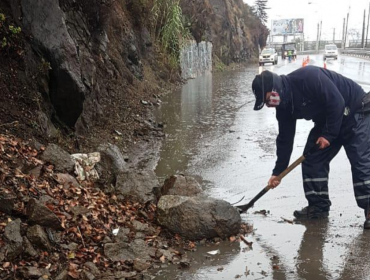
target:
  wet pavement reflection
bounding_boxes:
[154,55,370,279]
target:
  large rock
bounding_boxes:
[2,219,23,261]
[115,171,160,204]
[36,111,58,139]
[157,195,241,240]
[97,143,127,175]
[0,193,15,215]
[132,220,156,235]
[18,267,43,279]
[23,237,38,257]
[0,242,23,261]
[21,0,86,128]
[4,219,22,243]
[161,174,202,197]
[26,198,63,230]
[104,239,156,262]
[27,225,52,251]
[133,259,151,272]
[41,144,74,172]
[115,227,130,243]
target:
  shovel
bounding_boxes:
[236,145,320,213]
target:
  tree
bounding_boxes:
[253,0,269,24]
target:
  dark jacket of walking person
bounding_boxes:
[251,65,370,229]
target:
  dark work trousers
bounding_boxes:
[302,112,370,212]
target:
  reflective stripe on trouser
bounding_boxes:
[343,113,370,210]
[302,126,342,211]
[302,113,370,211]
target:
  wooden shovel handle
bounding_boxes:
[266,155,306,190]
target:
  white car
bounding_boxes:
[324,44,338,60]
[259,48,278,66]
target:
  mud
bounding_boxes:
[154,55,370,279]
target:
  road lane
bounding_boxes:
[154,54,370,280]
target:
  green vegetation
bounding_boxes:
[0,12,23,52]
[9,25,21,35]
[151,0,190,65]
[39,58,52,74]
[252,0,270,24]
[214,56,226,72]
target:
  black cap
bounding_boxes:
[252,71,274,110]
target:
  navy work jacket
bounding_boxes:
[273,66,366,176]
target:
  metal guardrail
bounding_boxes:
[297,50,324,55]
[296,48,370,59]
[340,49,370,59]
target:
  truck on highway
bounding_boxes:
[281,43,297,60]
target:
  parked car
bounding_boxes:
[259,48,278,66]
[324,44,338,60]
[281,43,297,60]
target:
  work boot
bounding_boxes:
[364,209,370,229]
[293,206,329,219]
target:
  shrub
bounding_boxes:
[0,11,23,52]
[151,0,190,64]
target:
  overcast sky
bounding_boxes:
[243,0,370,42]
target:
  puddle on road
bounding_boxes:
[153,59,370,279]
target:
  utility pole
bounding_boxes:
[366,2,370,47]
[316,22,320,52]
[362,9,366,48]
[342,18,346,48]
[333,28,335,43]
[319,21,322,50]
[344,7,350,49]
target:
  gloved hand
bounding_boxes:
[316,137,330,149]
[268,175,281,189]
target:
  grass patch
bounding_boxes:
[151,0,191,66]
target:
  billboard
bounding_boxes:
[271,19,304,35]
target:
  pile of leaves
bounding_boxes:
[0,133,178,279]
[0,133,253,279]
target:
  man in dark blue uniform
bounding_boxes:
[252,66,370,229]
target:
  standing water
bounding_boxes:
[154,56,370,280]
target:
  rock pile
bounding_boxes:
[0,134,250,280]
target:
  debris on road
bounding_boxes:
[207,249,220,255]
[280,217,294,224]
[240,235,253,247]
[254,209,269,216]
[217,267,224,271]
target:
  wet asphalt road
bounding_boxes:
[154,55,370,280]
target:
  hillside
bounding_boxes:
[0,0,267,153]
